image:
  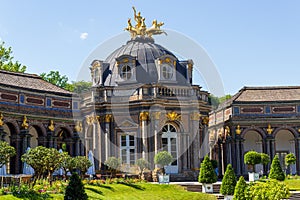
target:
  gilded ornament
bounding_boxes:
[202,116,209,125]
[104,114,112,123]
[0,113,4,127]
[48,120,55,132]
[74,121,83,132]
[166,111,181,121]
[235,125,241,135]
[190,112,201,121]
[22,115,29,130]
[225,126,230,136]
[140,111,149,121]
[125,7,166,38]
[267,124,273,135]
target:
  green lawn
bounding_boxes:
[285,179,300,191]
[1,183,216,200]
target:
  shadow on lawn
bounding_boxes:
[99,184,115,191]
[119,182,145,190]
[85,187,104,195]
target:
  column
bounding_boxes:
[190,112,201,170]
[0,126,6,141]
[47,130,54,148]
[140,111,149,160]
[296,138,300,175]
[104,114,112,161]
[152,112,161,169]
[235,135,243,176]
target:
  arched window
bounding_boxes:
[120,65,132,80]
[161,124,178,174]
[162,64,173,79]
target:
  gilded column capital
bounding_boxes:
[190,112,201,121]
[104,114,112,123]
[201,116,209,125]
[74,121,83,132]
[0,113,4,127]
[21,115,29,130]
[235,125,241,135]
[140,111,149,121]
[48,120,55,132]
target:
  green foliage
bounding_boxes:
[198,156,217,184]
[285,153,296,175]
[0,141,16,168]
[59,152,75,178]
[69,80,92,93]
[154,151,173,168]
[0,42,27,72]
[269,155,285,181]
[209,94,232,109]
[210,159,218,169]
[11,184,51,200]
[64,173,88,200]
[40,70,70,89]
[74,156,92,175]
[248,179,289,200]
[220,164,236,195]
[21,146,63,181]
[244,151,270,172]
[233,176,248,200]
[105,157,121,174]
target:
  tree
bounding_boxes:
[21,146,63,184]
[0,42,27,72]
[269,155,285,181]
[40,70,70,89]
[154,151,173,175]
[60,152,76,179]
[104,157,121,177]
[64,172,88,200]
[198,156,217,184]
[0,141,16,168]
[244,151,270,173]
[233,176,248,200]
[69,81,92,93]
[135,158,149,179]
[285,153,296,175]
[220,164,237,196]
[74,156,92,176]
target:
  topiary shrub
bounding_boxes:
[233,176,248,200]
[64,173,88,200]
[244,151,262,172]
[220,164,237,195]
[269,155,285,181]
[285,153,296,175]
[154,151,173,175]
[198,156,217,184]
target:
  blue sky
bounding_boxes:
[1,1,300,95]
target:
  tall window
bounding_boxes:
[120,65,132,80]
[162,124,177,166]
[120,135,135,164]
[162,64,173,79]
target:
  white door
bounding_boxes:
[162,124,178,174]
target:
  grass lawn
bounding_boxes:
[285,179,300,191]
[1,183,216,200]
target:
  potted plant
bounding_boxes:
[198,156,217,193]
[220,164,237,200]
[285,153,296,175]
[244,151,269,181]
[154,151,173,183]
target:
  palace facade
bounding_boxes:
[209,86,300,176]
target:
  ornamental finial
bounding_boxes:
[125,7,167,38]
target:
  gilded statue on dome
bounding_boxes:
[125,7,166,38]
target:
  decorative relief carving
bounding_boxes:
[166,111,181,121]
[140,111,149,121]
